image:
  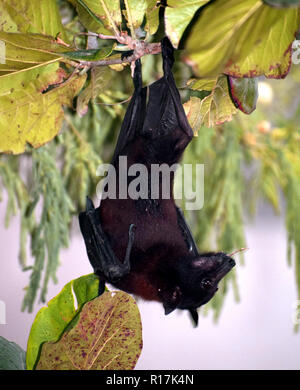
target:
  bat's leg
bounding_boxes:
[176,206,199,257]
[79,197,136,286]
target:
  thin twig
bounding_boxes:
[94,95,132,106]
[70,30,162,68]
[79,41,161,67]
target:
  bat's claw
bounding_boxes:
[86,196,95,212]
[123,223,136,273]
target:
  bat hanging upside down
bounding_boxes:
[79,37,235,326]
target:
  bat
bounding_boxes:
[79,37,235,326]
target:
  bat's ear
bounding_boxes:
[162,286,182,315]
[189,309,199,327]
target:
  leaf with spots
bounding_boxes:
[224,8,299,78]
[184,75,237,131]
[228,76,258,114]
[0,32,66,74]
[0,0,68,41]
[0,1,83,154]
[0,65,86,154]
[184,0,299,78]
[26,274,99,370]
[35,291,143,370]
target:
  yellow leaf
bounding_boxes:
[0,64,86,154]
[184,75,237,130]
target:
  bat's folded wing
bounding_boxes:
[110,59,147,166]
[79,197,133,282]
[111,38,194,165]
[142,38,193,142]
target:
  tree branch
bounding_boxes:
[74,32,162,68]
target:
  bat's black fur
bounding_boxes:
[79,37,235,326]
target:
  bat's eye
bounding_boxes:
[201,278,213,290]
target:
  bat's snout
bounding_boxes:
[228,258,236,267]
[226,257,236,272]
[214,255,235,281]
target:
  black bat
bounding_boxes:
[79,38,235,326]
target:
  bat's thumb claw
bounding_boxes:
[86,196,95,211]
[129,224,136,233]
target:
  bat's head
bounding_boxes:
[163,252,235,326]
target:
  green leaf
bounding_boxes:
[60,44,115,61]
[71,0,122,34]
[0,5,84,155]
[0,67,86,154]
[0,32,63,73]
[184,0,299,78]
[0,337,26,370]
[184,75,237,130]
[124,0,148,32]
[225,9,298,78]
[263,0,300,6]
[35,291,143,370]
[228,76,258,114]
[187,77,217,91]
[145,0,161,36]
[0,0,68,41]
[26,273,99,370]
[74,0,106,28]
[165,0,210,48]
[72,0,157,38]
[183,97,203,135]
[0,32,71,55]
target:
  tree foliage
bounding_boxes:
[0,0,299,327]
